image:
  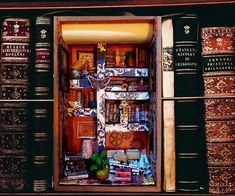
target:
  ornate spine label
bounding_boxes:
[202,27,235,56]
[1,43,30,63]
[202,54,235,72]
[174,45,199,72]
[2,18,30,42]
[35,48,51,64]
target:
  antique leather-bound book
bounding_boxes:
[31,16,53,99]
[173,14,205,192]
[0,17,30,191]
[29,17,53,192]
[0,17,30,100]
[202,26,235,194]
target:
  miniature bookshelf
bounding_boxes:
[53,16,162,192]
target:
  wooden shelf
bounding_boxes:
[0,192,213,195]
[0,99,54,102]
[0,0,234,10]
[162,95,235,100]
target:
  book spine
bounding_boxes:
[174,14,202,96]
[175,99,204,192]
[0,102,29,191]
[30,17,53,191]
[31,16,53,99]
[202,26,235,194]
[0,17,31,100]
[162,18,176,192]
[30,102,53,192]
[173,14,205,192]
[0,17,31,192]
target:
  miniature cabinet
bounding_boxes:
[53,16,162,192]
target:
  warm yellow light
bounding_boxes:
[62,23,153,44]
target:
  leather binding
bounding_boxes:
[0,63,29,99]
[29,17,53,191]
[31,16,52,99]
[0,18,30,100]
[0,155,28,192]
[202,26,235,194]
[1,18,30,43]
[173,14,205,192]
[0,63,29,84]
[0,17,31,192]
[0,102,28,131]
[0,102,29,191]
[30,102,52,192]
[0,102,29,155]
[175,99,205,192]
[1,42,30,63]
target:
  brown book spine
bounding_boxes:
[0,17,31,192]
[202,26,235,194]
[0,18,30,100]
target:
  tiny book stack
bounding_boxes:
[0,17,31,191]
[202,26,235,193]
[64,152,88,180]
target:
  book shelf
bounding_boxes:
[0,0,234,195]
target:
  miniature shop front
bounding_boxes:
[54,16,161,190]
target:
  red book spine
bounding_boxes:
[202,26,235,194]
